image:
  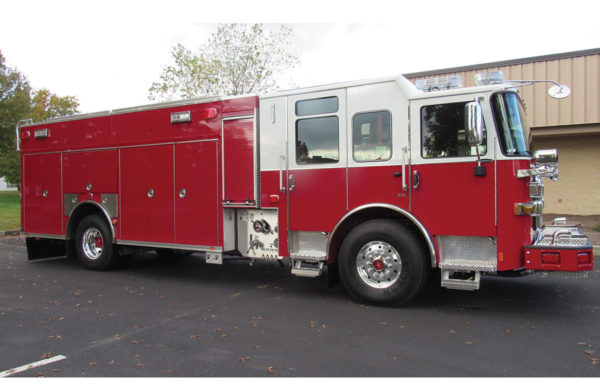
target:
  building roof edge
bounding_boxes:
[404,48,600,79]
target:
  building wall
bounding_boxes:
[405,48,600,215]
[532,132,600,215]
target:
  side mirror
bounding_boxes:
[533,149,558,165]
[465,101,483,146]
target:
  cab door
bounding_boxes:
[286,90,347,234]
[409,95,495,237]
[346,83,410,212]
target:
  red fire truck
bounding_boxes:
[17,72,593,306]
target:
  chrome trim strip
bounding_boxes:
[116,240,222,252]
[176,138,219,144]
[67,200,116,243]
[327,203,437,267]
[25,233,65,240]
[222,114,255,121]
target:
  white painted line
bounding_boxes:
[0,355,67,377]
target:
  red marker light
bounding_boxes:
[268,195,280,203]
[21,131,30,140]
[201,108,218,120]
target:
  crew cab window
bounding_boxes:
[296,96,338,116]
[421,102,487,158]
[353,111,391,162]
[296,116,339,164]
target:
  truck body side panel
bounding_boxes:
[175,141,220,246]
[22,153,63,235]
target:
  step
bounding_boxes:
[291,259,324,278]
[441,270,481,291]
[439,258,496,272]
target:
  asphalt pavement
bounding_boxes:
[0,235,599,377]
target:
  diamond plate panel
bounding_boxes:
[437,235,497,271]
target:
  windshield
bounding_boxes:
[492,92,531,156]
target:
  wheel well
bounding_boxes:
[327,206,434,267]
[66,202,114,242]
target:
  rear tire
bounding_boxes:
[338,219,429,306]
[74,214,118,271]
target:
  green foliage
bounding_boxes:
[0,191,20,231]
[149,24,298,101]
[0,50,79,185]
[30,88,79,122]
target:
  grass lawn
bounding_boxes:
[0,191,21,231]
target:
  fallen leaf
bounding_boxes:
[240,356,250,362]
[43,352,52,359]
[450,330,456,335]
[89,362,97,366]
[466,341,473,345]
[267,366,275,375]
[378,322,388,326]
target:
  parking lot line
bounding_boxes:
[0,355,67,377]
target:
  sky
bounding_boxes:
[1,0,599,113]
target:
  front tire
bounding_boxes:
[75,214,118,270]
[338,219,429,306]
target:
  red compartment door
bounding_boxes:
[175,141,220,246]
[22,153,63,235]
[222,117,255,205]
[120,145,175,243]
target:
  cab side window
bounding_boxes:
[295,97,340,165]
[352,111,391,162]
[421,102,487,158]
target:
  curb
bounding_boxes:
[1,230,21,237]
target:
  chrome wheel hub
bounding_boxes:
[82,227,103,260]
[356,241,402,289]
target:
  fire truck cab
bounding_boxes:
[18,72,593,306]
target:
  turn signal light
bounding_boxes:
[514,201,543,216]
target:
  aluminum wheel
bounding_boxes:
[356,240,402,289]
[82,227,104,260]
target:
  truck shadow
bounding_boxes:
[28,250,596,316]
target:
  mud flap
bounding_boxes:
[26,237,66,260]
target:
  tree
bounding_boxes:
[30,88,79,122]
[0,50,79,185]
[149,24,298,101]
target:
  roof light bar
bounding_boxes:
[474,71,505,86]
[415,75,463,92]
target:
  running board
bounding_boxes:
[441,270,481,291]
[291,259,324,277]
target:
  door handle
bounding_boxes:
[413,170,421,190]
[401,147,408,191]
[279,155,286,192]
[288,174,296,192]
